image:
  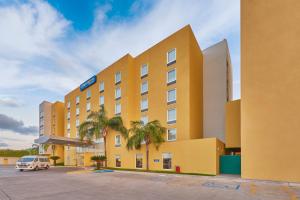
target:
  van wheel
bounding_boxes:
[46,165,49,170]
[19,169,24,172]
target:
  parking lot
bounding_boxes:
[0,166,299,200]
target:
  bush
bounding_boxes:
[50,156,60,166]
[0,149,38,157]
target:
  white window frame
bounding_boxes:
[135,154,143,169]
[76,119,80,127]
[67,122,70,130]
[76,107,80,116]
[167,88,176,103]
[67,112,70,119]
[162,153,172,170]
[167,128,177,141]
[67,101,70,109]
[115,87,121,99]
[167,69,176,84]
[141,116,148,125]
[86,90,91,99]
[141,81,148,94]
[140,64,148,77]
[86,102,91,112]
[99,81,104,92]
[76,96,80,104]
[99,95,104,106]
[140,98,148,111]
[167,48,176,64]
[115,135,121,147]
[167,108,176,123]
[115,71,121,84]
[115,103,121,115]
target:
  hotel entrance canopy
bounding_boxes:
[34,135,94,147]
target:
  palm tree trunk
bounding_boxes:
[104,135,107,168]
[146,143,149,171]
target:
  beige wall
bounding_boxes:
[39,101,52,136]
[0,157,19,165]
[203,40,233,142]
[241,0,300,182]
[225,100,240,148]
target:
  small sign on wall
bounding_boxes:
[154,159,160,163]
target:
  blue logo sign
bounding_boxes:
[80,75,97,91]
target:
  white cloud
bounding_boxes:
[0,0,240,149]
[0,130,36,149]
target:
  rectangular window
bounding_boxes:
[115,155,121,167]
[67,122,70,130]
[99,81,104,92]
[115,103,121,115]
[141,99,148,111]
[67,112,70,119]
[115,72,121,84]
[115,87,121,99]
[76,128,79,138]
[141,116,148,125]
[99,96,104,106]
[167,128,176,141]
[86,90,91,99]
[167,69,176,84]
[67,101,70,109]
[86,102,91,112]
[140,64,148,77]
[67,130,70,137]
[76,107,80,116]
[76,96,80,104]
[162,153,172,169]
[167,89,176,103]
[167,48,176,65]
[141,81,148,94]
[115,135,121,147]
[76,119,80,127]
[136,154,143,168]
[167,108,176,124]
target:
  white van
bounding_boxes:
[16,156,50,171]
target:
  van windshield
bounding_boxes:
[19,158,35,162]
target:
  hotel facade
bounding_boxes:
[35,0,300,182]
[36,25,234,175]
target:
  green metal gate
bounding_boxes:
[220,155,241,175]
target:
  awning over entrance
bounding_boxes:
[34,135,94,147]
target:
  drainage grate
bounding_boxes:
[202,181,240,190]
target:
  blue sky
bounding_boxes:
[0,0,240,149]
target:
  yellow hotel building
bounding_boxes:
[36,25,233,175]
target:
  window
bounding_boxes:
[167,48,176,65]
[136,154,143,168]
[141,64,148,77]
[115,103,121,115]
[67,101,70,109]
[76,128,79,138]
[76,96,80,104]
[115,135,121,147]
[167,129,176,141]
[141,99,148,111]
[141,116,148,125]
[67,130,70,137]
[86,90,91,99]
[76,119,80,127]
[167,89,176,103]
[115,87,121,99]
[167,69,176,84]
[99,81,104,92]
[99,96,104,106]
[115,155,121,167]
[86,102,91,112]
[167,108,176,124]
[67,122,70,130]
[141,81,148,94]
[76,107,80,116]
[162,153,172,169]
[115,72,121,84]
[67,112,70,119]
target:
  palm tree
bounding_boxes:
[127,120,166,171]
[79,105,127,167]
